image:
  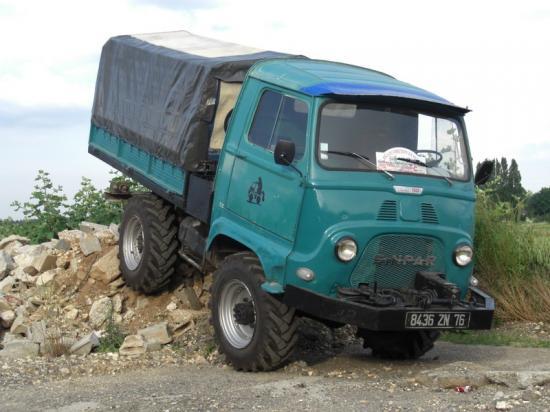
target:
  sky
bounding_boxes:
[1,0,549,218]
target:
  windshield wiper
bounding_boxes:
[323,150,394,180]
[396,157,453,186]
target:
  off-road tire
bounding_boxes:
[119,194,179,294]
[358,329,440,360]
[210,252,298,371]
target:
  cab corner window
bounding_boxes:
[248,90,307,160]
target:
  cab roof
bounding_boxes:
[249,59,468,113]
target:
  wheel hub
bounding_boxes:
[122,216,144,270]
[233,301,255,325]
[218,279,256,349]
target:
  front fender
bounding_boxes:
[207,213,292,288]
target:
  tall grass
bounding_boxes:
[475,192,550,322]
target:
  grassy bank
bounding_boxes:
[474,194,550,323]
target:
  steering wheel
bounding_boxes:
[415,150,443,167]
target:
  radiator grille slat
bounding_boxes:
[350,234,445,289]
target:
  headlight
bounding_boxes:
[454,245,473,266]
[336,238,357,262]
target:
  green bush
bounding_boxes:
[10,170,68,243]
[474,191,550,322]
[1,170,144,243]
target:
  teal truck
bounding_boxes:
[89,31,495,371]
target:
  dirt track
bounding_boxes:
[2,341,549,411]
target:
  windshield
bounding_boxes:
[317,102,470,181]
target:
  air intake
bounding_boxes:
[421,203,439,224]
[377,200,398,221]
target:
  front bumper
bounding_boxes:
[282,285,494,331]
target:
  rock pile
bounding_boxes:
[0,223,210,360]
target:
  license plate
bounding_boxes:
[405,312,471,329]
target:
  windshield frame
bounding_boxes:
[314,98,472,183]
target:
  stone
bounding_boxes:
[88,297,113,328]
[53,238,71,251]
[79,234,102,256]
[0,235,29,250]
[495,401,512,410]
[138,322,172,345]
[31,252,57,273]
[10,314,30,336]
[109,223,119,241]
[36,269,58,286]
[0,310,15,328]
[522,389,542,401]
[13,245,47,271]
[3,240,23,257]
[112,294,123,314]
[58,229,85,243]
[168,309,196,328]
[0,276,16,293]
[0,298,10,312]
[415,362,488,389]
[65,307,79,320]
[13,268,37,284]
[145,341,162,352]
[119,334,147,356]
[69,332,100,356]
[166,302,177,311]
[29,320,47,345]
[109,277,125,290]
[123,309,135,321]
[90,247,121,284]
[0,340,39,359]
[485,370,550,389]
[0,250,15,279]
[80,221,109,234]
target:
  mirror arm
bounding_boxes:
[281,158,303,178]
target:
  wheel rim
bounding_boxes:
[123,216,144,271]
[218,279,256,349]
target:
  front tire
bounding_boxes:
[358,329,440,359]
[210,252,298,371]
[119,194,179,294]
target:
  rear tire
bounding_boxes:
[119,194,179,294]
[358,329,440,359]
[210,252,298,371]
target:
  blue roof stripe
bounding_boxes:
[249,59,467,112]
[300,81,451,104]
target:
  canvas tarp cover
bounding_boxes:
[91,31,296,170]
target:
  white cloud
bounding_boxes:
[0,0,548,213]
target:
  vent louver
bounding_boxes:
[421,203,439,224]
[377,200,398,221]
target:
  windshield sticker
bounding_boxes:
[320,143,329,160]
[376,147,427,174]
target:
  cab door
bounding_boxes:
[225,88,309,241]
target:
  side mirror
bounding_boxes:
[274,139,295,165]
[474,160,494,186]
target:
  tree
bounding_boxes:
[66,177,123,228]
[505,159,527,204]
[477,157,526,206]
[527,187,550,222]
[11,170,68,242]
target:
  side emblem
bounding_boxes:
[247,177,265,205]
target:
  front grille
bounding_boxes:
[350,234,445,289]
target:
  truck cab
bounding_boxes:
[89,32,494,371]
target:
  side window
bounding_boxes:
[248,90,308,160]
